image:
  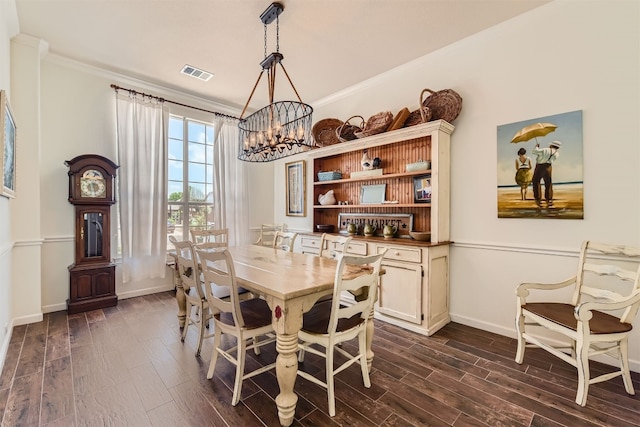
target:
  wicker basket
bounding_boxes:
[404,89,434,128]
[354,111,393,139]
[336,115,364,142]
[421,88,463,123]
[312,118,343,147]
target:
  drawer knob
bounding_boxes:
[395,251,401,256]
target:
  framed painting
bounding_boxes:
[413,174,431,203]
[285,160,305,216]
[1,90,16,198]
[497,110,583,219]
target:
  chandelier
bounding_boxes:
[237,2,315,162]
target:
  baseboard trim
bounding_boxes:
[118,284,175,300]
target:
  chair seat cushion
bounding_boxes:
[216,298,272,329]
[301,299,364,334]
[523,303,633,334]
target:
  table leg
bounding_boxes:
[275,332,298,426]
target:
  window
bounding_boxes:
[167,115,215,248]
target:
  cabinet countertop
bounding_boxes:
[300,232,452,248]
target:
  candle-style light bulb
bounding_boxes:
[297,124,304,140]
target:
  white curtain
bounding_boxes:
[115,92,168,283]
[212,118,250,246]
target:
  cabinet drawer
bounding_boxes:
[345,241,367,255]
[376,245,422,263]
[300,236,321,249]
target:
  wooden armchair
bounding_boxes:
[515,240,640,406]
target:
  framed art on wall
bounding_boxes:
[413,174,431,203]
[285,160,306,216]
[496,110,583,219]
[0,90,16,198]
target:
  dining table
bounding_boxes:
[172,244,379,426]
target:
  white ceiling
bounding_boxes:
[15,0,549,113]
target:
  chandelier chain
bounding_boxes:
[263,23,267,59]
[276,15,280,52]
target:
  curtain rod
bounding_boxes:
[110,84,240,121]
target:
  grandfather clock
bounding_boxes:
[65,154,119,314]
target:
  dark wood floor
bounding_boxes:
[1,291,639,426]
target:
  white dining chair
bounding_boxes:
[190,227,228,251]
[272,231,298,252]
[297,251,385,416]
[319,233,353,260]
[255,223,285,247]
[197,248,277,406]
[171,236,212,357]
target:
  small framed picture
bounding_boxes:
[1,90,16,198]
[285,160,306,216]
[413,174,431,203]
[360,184,386,204]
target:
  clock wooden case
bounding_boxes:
[65,154,119,314]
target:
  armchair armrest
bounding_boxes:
[575,289,640,321]
[515,276,576,299]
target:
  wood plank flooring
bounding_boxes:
[1,291,639,426]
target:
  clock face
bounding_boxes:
[80,169,107,198]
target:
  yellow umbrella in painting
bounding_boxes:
[511,122,557,143]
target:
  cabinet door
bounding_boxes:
[93,269,115,297]
[376,260,422,324]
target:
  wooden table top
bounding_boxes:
[225,245,341,301]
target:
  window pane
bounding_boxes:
[188,162,206,183]
[188,141,206,163]
[168,117,183,139]
[188,122,206,143]
[186,204,212,228]
[188,183,206,202]
[168,181,183,201]
[168,138,183,161]
[206,126,214,144]
[206,165,213,184]
[168,159,184,181]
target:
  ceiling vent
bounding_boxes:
[180,64,214,82]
